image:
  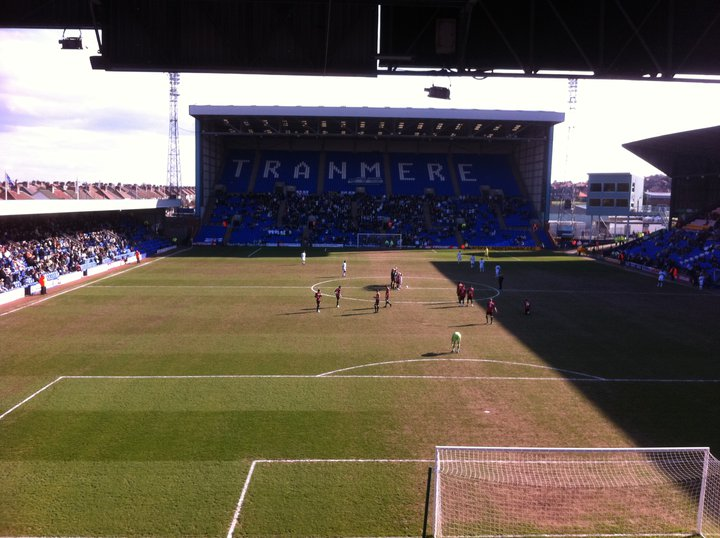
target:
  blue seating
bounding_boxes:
[389,153,454,195]
[205,150,542,248]
[453,154,519,196]
[195,225,227,244]
[220,151,255,193]
[324,152,386,195]
[254,151,319,194]
[136,238,172,255]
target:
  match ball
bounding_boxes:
[405,285,409,288]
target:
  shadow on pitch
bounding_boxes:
[341,308,379,317]
[361,284,391,292]
[281,308,324,315]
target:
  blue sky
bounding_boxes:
[2,29,720,186]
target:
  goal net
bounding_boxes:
[356,232,403,249]
[434,446,720,538]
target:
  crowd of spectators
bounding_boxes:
[1,216,149,293]
[428,194,536,247]
[286,191,355,245]
[608,211,720,287]
[355,194,430,246]
[208,189,540,248]
[212,192,282,228]
[428,196,460,244]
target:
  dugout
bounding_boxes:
[189,105,564,229]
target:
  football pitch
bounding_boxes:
[1,247,719,537]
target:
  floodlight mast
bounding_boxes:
[167,73,181,200]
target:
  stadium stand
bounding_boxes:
[196,148,543,249]
[608,207,720,287]
[0,214,172,294]
[188,106,566,249]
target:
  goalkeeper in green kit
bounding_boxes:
[451,331,461,353]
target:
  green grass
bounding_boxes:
[237,461,429,537]
[1,247,719,536]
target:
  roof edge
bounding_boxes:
[189,105,564,124]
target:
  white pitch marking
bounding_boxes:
[5,373,719,426]
[63,374,319,380]
[91,285,313,289]
[226,459,258,538]
[60,374,593,381]
[310,276,498,303]
[53,374,720,383]
[0,248,188,318]
[0,376,64,421]
[251,458,433,464]
[226,458,432,538]
[317,358,605,380]
[460,534,688,538]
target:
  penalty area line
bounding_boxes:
[6,373,719,424]
[29,373,720,383]
[0,376,64,421]
[226,458,432,538]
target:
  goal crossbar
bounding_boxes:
[434,446,720,538]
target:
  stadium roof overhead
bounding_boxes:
[190,105,563,140]
[1,0,720,82]
[623,126,720,177]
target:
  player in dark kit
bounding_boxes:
[486,298,498,324]
[335,285,342,308]
[385,285,392,308]
[315,289,322,312]
[456,282,465,306]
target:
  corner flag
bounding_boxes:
[4,172,14,187]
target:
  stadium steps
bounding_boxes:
[351,199,359,229]
[276,199,287,227]
[530,227,550,248]
[223,225,233,244]
[494,205,507,229]
[446,153,461,196]
[202,196,219,226]
[423,199,433,231]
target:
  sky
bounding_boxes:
[2,28,720,186]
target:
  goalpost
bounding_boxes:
[434,446,720,538]
[356,232,403,249]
